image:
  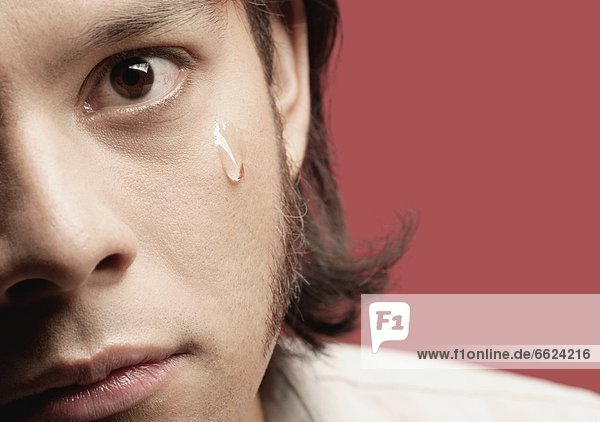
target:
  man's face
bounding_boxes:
[0,1,308,420]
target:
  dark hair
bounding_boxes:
[244,0,416,351]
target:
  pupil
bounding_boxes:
[110,57,154,99]
[123,70,141,86]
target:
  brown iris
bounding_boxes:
[109,57,154,99]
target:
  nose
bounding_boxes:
[0,118,138,308]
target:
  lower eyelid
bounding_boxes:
[81,69,192,122]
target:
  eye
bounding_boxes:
[84,55,184,112]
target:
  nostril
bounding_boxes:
[6,278,57,301]
[95,254,122,271]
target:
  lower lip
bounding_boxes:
[8,354,186,421]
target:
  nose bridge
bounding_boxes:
[0,112,137,304]
[1,112,93,239]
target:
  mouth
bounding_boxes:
[0,347,189,421]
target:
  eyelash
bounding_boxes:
[80,46,198,113]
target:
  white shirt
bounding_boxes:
[261,342,600,421]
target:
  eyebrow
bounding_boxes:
[79,0,223,51]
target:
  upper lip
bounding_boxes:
[0,346,178,406]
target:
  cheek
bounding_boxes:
[93,83,284,419]
[98,70,285,351]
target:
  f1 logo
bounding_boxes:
[369,301,411,353]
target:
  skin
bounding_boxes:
[0,0,310,420]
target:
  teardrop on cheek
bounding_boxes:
[213,122,245,183]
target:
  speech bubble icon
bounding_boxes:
[369,301,411,353]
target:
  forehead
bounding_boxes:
[0,0,222,28]
[0,0,225,63]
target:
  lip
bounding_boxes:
[0,347,188,421]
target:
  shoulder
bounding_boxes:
[263,341,600,422]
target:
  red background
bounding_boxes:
[331,0,600,393]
